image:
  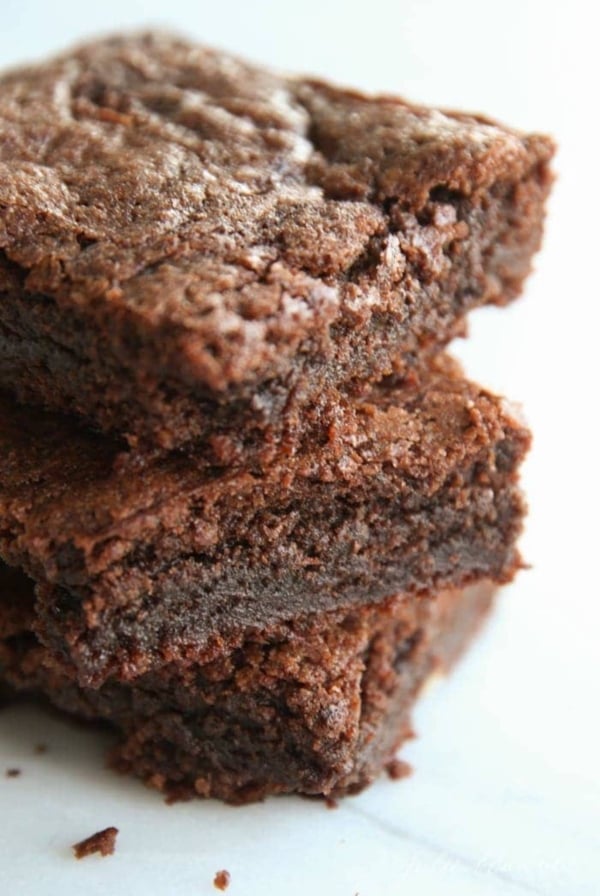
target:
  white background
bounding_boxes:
[0,2,598,894]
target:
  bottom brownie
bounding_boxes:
[0,565,494,803]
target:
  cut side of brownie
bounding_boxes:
[0,32,554,448]
[0,357,529,687]
[0,562,494,802]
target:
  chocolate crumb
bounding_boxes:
[34,743,47,755]
[5,768,21,777]
[386,758,413,781]
[213,869,231,890]
[72,827,118,859]
[324,796,339,809]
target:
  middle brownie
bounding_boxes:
[0,357,529,687]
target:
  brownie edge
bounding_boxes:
[0,564,494,803]
[0,32,554,448]
[0,358,528,686]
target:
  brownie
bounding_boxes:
[0,32,554,449]
[0,358,529,687]
[0,562,495,802]
[213,871,231,891]
[72,827,118,859]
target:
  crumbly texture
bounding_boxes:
[0,564,494,803]
[0,32,554,448]
[0,358,529,686]
[72,827,118,859]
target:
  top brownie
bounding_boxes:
[0,32,554,448]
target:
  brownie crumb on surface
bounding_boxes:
[72,827,119,859]
[5,767,21,777]
[324,796,339,810]
[213,869,231,891]
[34,743,47,755]
[386,758,413,781]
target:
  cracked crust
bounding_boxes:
[0,32,554,448]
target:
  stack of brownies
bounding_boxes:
[0,33,553,802]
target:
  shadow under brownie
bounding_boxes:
[0,564,495,802]
[0,32,554,449]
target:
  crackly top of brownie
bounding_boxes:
[0,32,553,391]
[0,356,529,587]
